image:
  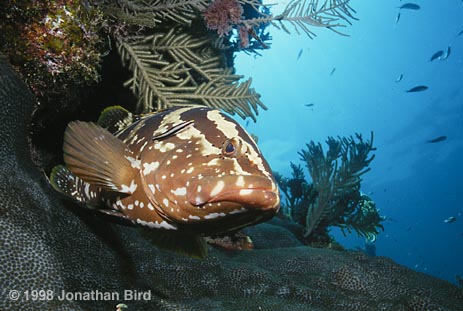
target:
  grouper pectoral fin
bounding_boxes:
[140,228,208,259]
[62,121,138,194]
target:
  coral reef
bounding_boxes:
[106,0,356,119]
[275,133,384,246]
[0,0,107,101]
[1,56,462,311]
[1,0,357,122]
[1,0,358,171]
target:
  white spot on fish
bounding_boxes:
[127,204,134,210]
[120,180,137,193]
[143,162,159,175]
[207,110,239,138]
[197,185,202,193]
[147,203,155,210]
[139,141,148,153]
[195,196,203,205]
[186,167,194,174]
[163,198,169,207]
[207,158,220,167]
[236,176,245,187]
[140,202,144,208]
[148,184,155,194]
[84,183,90,199]
[210,181,225,197]
[136,219,177,230]
[239,189,253,196]
[189,215,200,220]
[230,207,247,214]
[204,212,226,219]
[172,187,187,196]
[154,142,175,153]
[125,156,141,169]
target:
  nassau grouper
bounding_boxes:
[50,106,280,258]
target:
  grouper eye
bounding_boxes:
[222,138,241,157]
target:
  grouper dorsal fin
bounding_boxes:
[63,121,139,194]
[97,105,134,134]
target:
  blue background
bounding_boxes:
[234,0,463,283]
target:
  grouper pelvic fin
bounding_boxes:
[140,228,208,259]
[63,121,138,194]
[50,165,102,206]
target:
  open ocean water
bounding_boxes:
[235,0,463,284]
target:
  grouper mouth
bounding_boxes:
[186,175,280,211]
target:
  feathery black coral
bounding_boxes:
[242,0,357,38]
[300,133,376,238]
[275,133,382,246]
[117,28,265,120]
[105,0,208,27]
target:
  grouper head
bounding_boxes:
[139,107,280,234]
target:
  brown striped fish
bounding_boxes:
[50,106,280,257]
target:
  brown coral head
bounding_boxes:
[203,0,243,37]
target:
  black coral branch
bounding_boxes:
[106,0,208,27]
[117,28,265,120]
[299,132,376,237]
[242,0,356,38]
[164,78,264,120]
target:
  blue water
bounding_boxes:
[235,0,463,284]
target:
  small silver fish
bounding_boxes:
[426,136,447,143]
[50,106,280,257]
[398,3,420,10]
[297,49,303,60]
[395,13,401,24]
[440,46,451,60]
[444,216,456,223]
[430,50,444,62]
[406,85,428,93]
[395,74,403,83]
[329,67,336,76]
